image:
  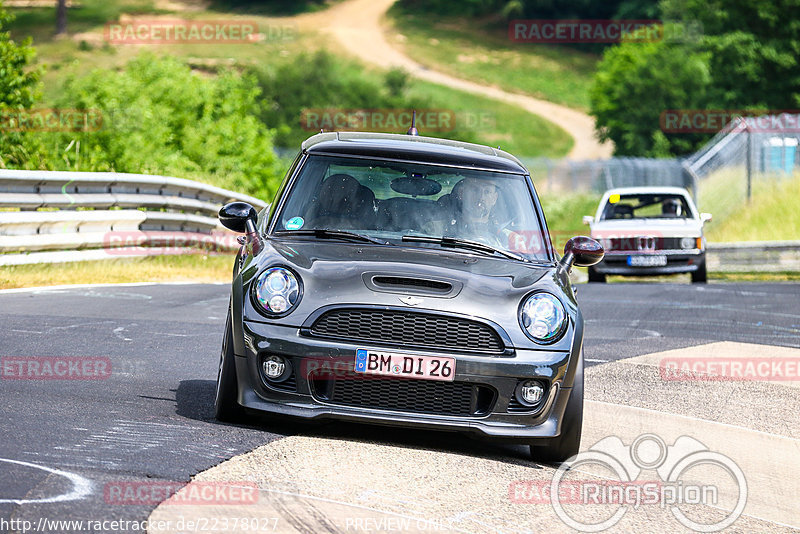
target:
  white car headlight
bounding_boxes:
[519,292,568,343]
[253,267,301,316]
[680,237,696,249]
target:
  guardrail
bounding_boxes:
[0,170,267,266]
[707,241,800,273]
[1,170,797,272]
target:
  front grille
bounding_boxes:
[308,309,505,354]
[309,376,496,417]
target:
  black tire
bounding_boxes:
[215,312,247,422]
[691,262,707,284]
[587,266,606,283]
[530,354,583,463]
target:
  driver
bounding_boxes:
[662,198,683,217]
[446,177,529,250]
[454,177,499,233]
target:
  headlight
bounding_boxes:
[253,267,301,316]
[680,237,697,249]
[519,292,568,343]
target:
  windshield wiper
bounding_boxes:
[401,235,528,262]
[275,229,392,246]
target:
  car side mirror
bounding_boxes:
[219,202,258,233]
[559,236,604,273]
[219,202,262,255]
[582,215,594,225]
[701,213,712,223]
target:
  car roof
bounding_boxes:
[601,186,691,198]
[301,132,528,174]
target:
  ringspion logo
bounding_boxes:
[513,434,747,532]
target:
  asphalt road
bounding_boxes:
[1,282,798,533]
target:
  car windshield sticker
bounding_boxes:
[285,217,304,230]
[609,193,621,204]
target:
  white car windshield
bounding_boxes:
[274,155,550,261]
[600,193,693,220]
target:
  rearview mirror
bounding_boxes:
[701,212,712,223]
[582,215,594,225]
[560,236,604,272]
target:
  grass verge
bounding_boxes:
[386,4,598,110]
[0,254,233,290]
[702,172,800,242]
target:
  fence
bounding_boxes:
[525,114,800,208]
[0,170,267,266]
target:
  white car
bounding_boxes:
[582,187,712,283]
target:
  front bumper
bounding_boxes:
[232,320,578,440]
[594,250,705,276]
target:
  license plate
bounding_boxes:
[354,349,455,382]
[628,255,667,267]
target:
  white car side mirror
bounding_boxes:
[582,215,594,225]
[700,213,712,223]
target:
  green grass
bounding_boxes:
[701,171,800,242]
[0,254,233,289]
[406,80,572,158]
[8,0,162,43]
[387,4,598,110]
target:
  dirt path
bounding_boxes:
[296,0,613,160]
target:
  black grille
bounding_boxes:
[309,309,505,354]
[507,396,537,413]
[310,377,495,416]
[266,368,297,392]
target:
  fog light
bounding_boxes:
[517,380,546,405]
[262,355,287,381]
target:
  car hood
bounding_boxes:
[241,238,568,349]
[590,218,703,237]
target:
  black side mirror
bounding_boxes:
[219,202,258,233]
[560,236,604,272]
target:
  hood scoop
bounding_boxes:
[363,272,462,298]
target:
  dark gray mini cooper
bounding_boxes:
[216,132,603,462]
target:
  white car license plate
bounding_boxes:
[354,349,455,382]
[628,255,667,267]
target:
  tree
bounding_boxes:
[0,4,40,109]
[590,35,713,157]
[56,0,67,35]
[0,2,44,168]
[590,0,800,157]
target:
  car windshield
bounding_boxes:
[599,193,693,220]
[274,155,550,261]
